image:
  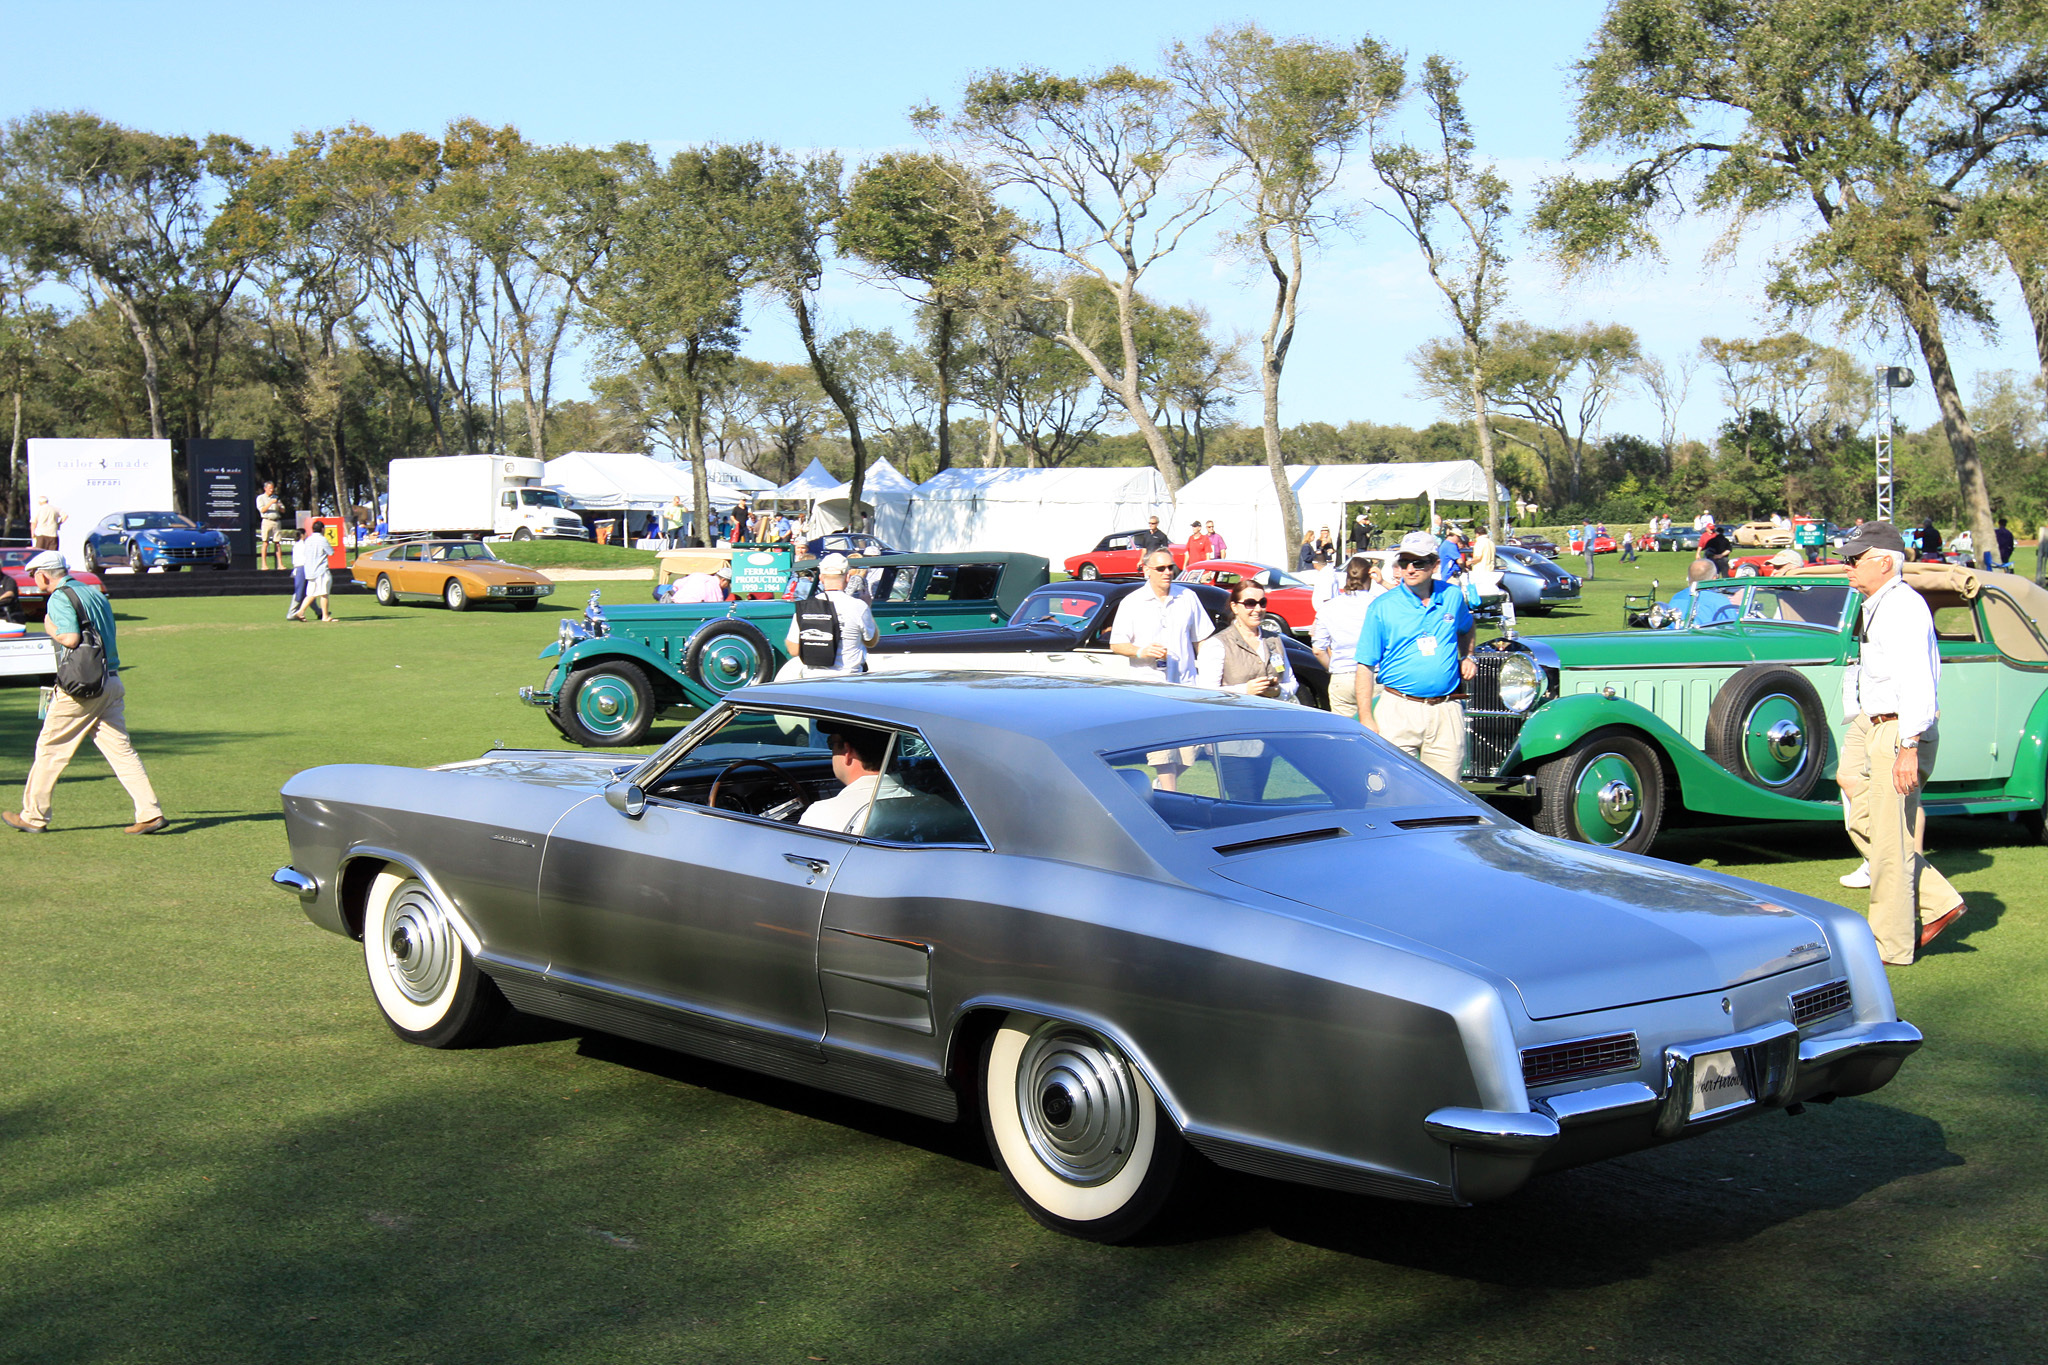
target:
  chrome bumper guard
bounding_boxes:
[518,685,556,708]
[272,866,317,899]
[1461,774,1536,797]
[1429,1018,1923,1154]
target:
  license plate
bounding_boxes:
[1689,1050,1750,1117]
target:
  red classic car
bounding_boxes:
[1064,531,1187,581]
[0,548,108,620]
[1731,552,1847,578]
[1175,559,1318,635]
[1566,532,1619,554]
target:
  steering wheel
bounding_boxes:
[707,757,809,816]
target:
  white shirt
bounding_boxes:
[1311,588,1379,674]
[293,536,332,592]
[1109,584,1206,683]
[784,589,877,675]
[798,773,910,834]
[1844,575,1939,741]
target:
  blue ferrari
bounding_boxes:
[82,511,232,572]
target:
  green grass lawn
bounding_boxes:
[2,587,2044,1365]
[488,539,660,572]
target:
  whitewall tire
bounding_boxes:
[980,1014,1186,1242]
[362,868,508,1048]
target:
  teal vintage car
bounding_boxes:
[1464,562,2048,853]
[521,551,1050,746]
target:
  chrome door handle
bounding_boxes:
[783,853,830,875]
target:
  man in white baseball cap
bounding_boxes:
[1353,530,1477,779]
[784,552,878,677]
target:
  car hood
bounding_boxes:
[446,561,547,583]
[135,527,223,544]
[430,750,637,792]
[1214,825,1830,1019]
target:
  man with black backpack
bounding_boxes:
[782,552,877,678]
[4,551,165,835]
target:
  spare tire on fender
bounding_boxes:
[1703,664,1828,799]
[684,618,776,696]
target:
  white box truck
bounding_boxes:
[385,455,588,540]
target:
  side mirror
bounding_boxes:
[605,781,646,818]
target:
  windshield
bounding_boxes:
[122,513,195,531]
[1105,731,1470,833]
[1013,589,1104,631]
[1258,565,1309,589]
[519,488,565,509]
[1743,583,1853,629]
[427,542,499,562]
[1685,583,1748,626]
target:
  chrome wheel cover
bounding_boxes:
[1014,1022,1142,1187]
[379,881,458,1006]
[1573,752,1644,845]
[573,672,639,737]
[1741,692,1810,787]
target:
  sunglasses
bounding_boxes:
[1238,596,1267,607]
[1146,562,1174,572]
[1396,556,1438,569]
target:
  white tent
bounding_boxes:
[876,466,1173,561]
[753,457,878,535]
[1174,460,1510,566]
[544,451,747,512]
[705,458,777,492]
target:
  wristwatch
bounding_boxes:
[1899,738,1919,749]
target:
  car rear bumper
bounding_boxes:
[1424,1016,1921,1203]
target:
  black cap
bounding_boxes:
[1839,520,1907,559]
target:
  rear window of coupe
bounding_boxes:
[1104,732,1471,833]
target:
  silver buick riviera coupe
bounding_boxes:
[274,674,1920,1242]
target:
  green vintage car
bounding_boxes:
[1464,563,2048,853]
[520,551,1050,746]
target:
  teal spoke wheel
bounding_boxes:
[1739,692,1810,789]
[558,663,654,747]
[1534,730,1666,855]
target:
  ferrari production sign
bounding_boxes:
[729,547,793,596]
[27,439,176,566]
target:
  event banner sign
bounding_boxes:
[729,546,794,596]
[184,439,256,560]
[26,439,176,565]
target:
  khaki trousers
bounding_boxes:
[21,673,162,830]
[1373,690,1466,781]
[1328,670,1360,720]
[1840,714,1959,964]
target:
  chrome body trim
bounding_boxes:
[517,685,556,708]
[272,866,317,898]
[1424,1106,1561,1155]
[1536,1080,1660,1127]
[1798,1019,1924,1068]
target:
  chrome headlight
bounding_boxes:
[1496,651,1543,713]
[558,618,591,650]
[487,584,508,596]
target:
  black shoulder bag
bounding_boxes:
[54,586,108,699]
[793,592,842,668]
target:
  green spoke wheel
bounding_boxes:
[1705,666,1825,799]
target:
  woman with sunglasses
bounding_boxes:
[1195,578,1299,701]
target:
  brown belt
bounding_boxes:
[1381,685,1462,705]
[1866,712,1898,724]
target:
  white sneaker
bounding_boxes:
[1839,861,1871,889]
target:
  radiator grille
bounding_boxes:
[1790,979,1852,1028]
[1462,652,1532,778]
[1521,1032,1640,1087]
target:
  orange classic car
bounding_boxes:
[351,538,557,611]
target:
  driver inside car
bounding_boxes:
[798,721,904,834]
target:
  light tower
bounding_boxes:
[1874,365,1913,522]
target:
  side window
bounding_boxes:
[861,732,985,846]
[922,564,960,600]
[881,568,915,602]
[1107,536,1131,551]
[1983,592,2048,663]
[643,708,834,815]
[942,563,1002,602]
[1932,605,1981,641]
[396,545,419,562]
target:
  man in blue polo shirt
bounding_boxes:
[5,551,165,834]
[1357,531,1476,779]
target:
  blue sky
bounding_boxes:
[11,0,2027,445]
